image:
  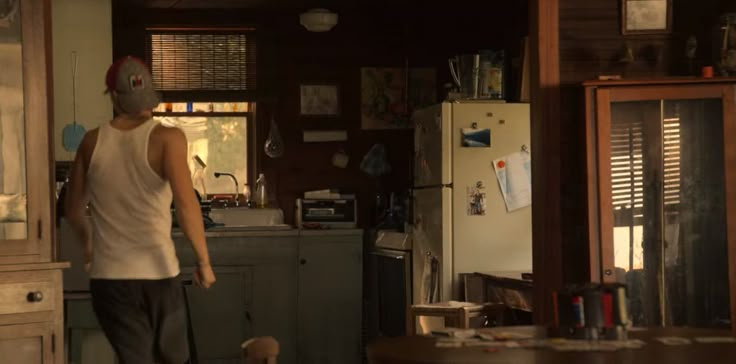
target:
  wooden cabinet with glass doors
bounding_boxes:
[0,0,69,363]
[584,78,736,334]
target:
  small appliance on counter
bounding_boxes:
[296,189,357,229]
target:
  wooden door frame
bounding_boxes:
[530,0,562,325]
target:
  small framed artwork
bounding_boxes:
[621,0,672,35]
[300,84,340,117]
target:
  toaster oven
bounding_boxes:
[296,198,357,228]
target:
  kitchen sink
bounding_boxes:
[208,207,285,228]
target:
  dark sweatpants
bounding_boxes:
[90,276,190,364]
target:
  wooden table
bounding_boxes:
[367,326,736,364]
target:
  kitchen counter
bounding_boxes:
[172,226,363,238]
[172,225,298,238]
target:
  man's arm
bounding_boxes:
[161,126,215,288]
[64,131,95,268]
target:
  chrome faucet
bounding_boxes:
[214,172,239,207]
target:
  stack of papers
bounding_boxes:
[493,151,532,211]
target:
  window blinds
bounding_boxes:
[610,119,644,222]
[610,115,680,226]
[147,30,257,92]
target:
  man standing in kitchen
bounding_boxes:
[65,55,215,364]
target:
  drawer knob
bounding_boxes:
[27,291,44,303]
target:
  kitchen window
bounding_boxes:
[147,28,257,195]
[153,102,252,195]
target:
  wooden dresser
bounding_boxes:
[0,0,69,363]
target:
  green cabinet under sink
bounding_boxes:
[174,233,299,364]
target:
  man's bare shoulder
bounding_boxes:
[152,123,186,142]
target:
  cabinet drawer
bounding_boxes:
[0,276,55,315]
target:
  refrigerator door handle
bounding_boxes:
[411,183,453,190]
[371,250,408,259]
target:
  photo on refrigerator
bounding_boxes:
[461,127,491,147]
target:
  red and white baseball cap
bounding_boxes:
[105,56,160,114]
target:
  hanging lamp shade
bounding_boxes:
[299,8,338,32]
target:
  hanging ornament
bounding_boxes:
[264,116,284,158]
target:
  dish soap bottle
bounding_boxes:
[255,173,267,208]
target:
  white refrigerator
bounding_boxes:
[411,101,532,304]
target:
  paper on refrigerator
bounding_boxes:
[493,151,531,211]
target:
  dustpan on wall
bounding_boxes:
[62,51,86,152]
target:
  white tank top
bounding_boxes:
[86,118,180,279]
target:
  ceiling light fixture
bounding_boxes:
[299,8,338,32]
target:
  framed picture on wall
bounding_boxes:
[300,84,340,117]
[621,0,672,35]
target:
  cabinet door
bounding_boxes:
[593,84,736,330]
[175,235,299,364]
[0,0,52,263]
[298,236,362,364]
[182,265,253,363]
[0,322,54,364]
[251,259,297,364]
[66,298,116,364]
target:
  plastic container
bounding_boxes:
[242,184,252,207]
[255,173,268,208]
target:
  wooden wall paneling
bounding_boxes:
[560,0,736,85]
[530,0,563,325]
[112,2,530,227]
[559,84,592,285]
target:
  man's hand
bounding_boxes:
[83,240,93,273]
[193,263,216,289]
